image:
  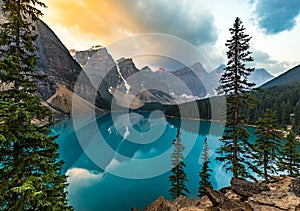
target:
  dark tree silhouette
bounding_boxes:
[254,109,283,183]
[279,130,300,176]
[198,138,213,198]
[0,0,72,209]
[169,128,189,199]
[217,17,257,179]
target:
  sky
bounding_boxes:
[41,0,300,75]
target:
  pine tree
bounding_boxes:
[254,109,283,183]
[169,128,189,199]
[279,130,300,176]
[216,17,257,179]
[0,0,72,209]
[198,138,213,198]
[281,101,290,127]
[294,102,300,124]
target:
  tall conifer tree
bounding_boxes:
[279,130,300,176]
[0,0,72,209]
[169,128,189,199]
[254,109,283,183]
[217,17,257,179]
[198,138,212,198]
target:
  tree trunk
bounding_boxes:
[233,107,238,179]
[264,151,268,183]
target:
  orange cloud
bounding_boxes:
[43,0,141,47]
[42,0,218,50]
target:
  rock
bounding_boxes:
[143,196,177,211]
[204,187,250,211]
[179,207,205,211]
[231,178,270,201]
[34,20,89,100]
[198,196,213,208]
[225,190,242,201]
[248,191,300,210]
[246,177,300,210]
[289,177,300,197]
[174,196,200,208]
[136,176,300,211]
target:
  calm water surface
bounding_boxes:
[51,112,256,211]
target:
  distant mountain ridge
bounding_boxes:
[261,64,300,88]
[249,68,274,87]
[214,64,274,87]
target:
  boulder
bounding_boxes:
[143,196,177,211]
[289,177,300,197]
[248,191,300,210]
[174,196,200,208]
[231,178,270,200]
[204,187,251,211]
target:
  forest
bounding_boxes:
[165,82,300,135]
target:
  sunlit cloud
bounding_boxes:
[42,0,217,50]
[40,0,300,75]
[66,168,104,194]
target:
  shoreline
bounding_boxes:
[54,110,300,141]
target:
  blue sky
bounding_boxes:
[43,0,300,75]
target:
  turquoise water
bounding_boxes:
[51,112,256,211]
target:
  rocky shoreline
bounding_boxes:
[132,176,300,211]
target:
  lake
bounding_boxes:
[51,112,256,211]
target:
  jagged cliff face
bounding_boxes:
[34,20,81,100]
[172,63,210,97]
[33,20,101,118]
[34,20,96,101]
[72,48,177,109]
[0,8,99,117]
[78,47,121,103]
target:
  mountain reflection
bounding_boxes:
[52,112,230,211]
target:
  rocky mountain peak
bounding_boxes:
[117,58,140,79]
[141,66,152,71]
[156,66,166,72]
[72,46,112,67]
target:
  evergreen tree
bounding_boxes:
[279,130,300,176]
[0,0,72,209]
[281,101,290,127]
[198,138,213,198]
[294,102,300,123]
[169,128,189,199]
[254,109,283,183]
[216,17,257,179]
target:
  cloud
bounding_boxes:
[254,0,300,34]
[128,0,218,46]
[253,49,277,64]
[43,0,218,48]
[66,168,104,194]
[252,49,291,75]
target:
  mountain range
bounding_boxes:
[261,64,300,88]
[71,47,220,110]
[32,23,300,115]
[214,64,274,87]
[1,11,298,117]
[71,46,275,108]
